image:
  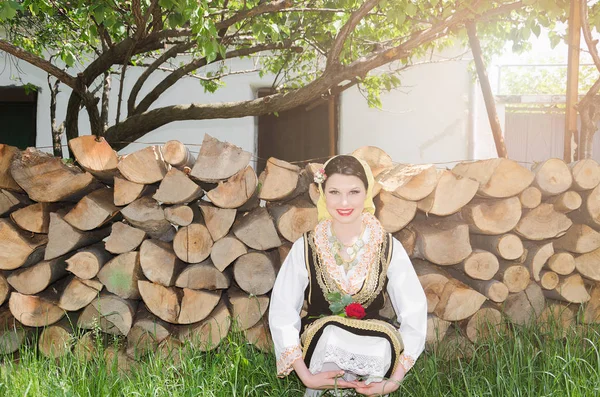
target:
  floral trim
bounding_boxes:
[314,168,327,184]
[398,353,416,373]
[277,345,302,377]
[312,213,384,295]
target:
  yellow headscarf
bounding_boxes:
[316,155,376,222]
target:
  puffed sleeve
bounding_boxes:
[386,237,427,372]
[268,236,309,377]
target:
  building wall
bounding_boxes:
[0,52,477,164]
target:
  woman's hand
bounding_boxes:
[303,370,358,390]
[354,379,400,396]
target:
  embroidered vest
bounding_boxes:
[300,231,394,332]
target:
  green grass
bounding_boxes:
[0,322,599,397]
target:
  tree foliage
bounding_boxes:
[0,1,534,150]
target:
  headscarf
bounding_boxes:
[316,155,376,222]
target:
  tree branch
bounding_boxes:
[0,39,79,91]
[101,72,111,130]
[327,0,380,69]
[581,0,600,74]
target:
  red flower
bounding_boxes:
[345,303,366,319]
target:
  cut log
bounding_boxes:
[446,268,508,303]
[65,243,112,279]
[522,242,554,281]
[425,314,451,349]
[373,190,417,233]
[155,337,183,367]
[277,243,293,267]
[10,148,99,202]
[413,259,450,313]
[0,189,30,216]
[73,332,97,362]
[460,306,504,343]
[0,307,27,355]
[308,183,320,206]
[457,250,499,281]
[105,222,146,254]
[538,302,576,336]
[268,197,319,242]
[376,164,438,201]
[460,197,522,235]
[206,166,257,209]
[63,187,120,231]
[582,283,600,324]
[164,204,195,227]
[233,252,277,295]
[570,158,600,191]
[543,273,590,303]
[113,176,156,206]
[568,185,600,228]
[495,262,530,293]
[175,260,231,290]
[9,292,65,327]
[117,145,168,184]
[198,201,236,241]
[177,299,231,351]
[245,319,273,353]
[177,288,222,324]
[518,186,542,209]
[417,169,479,216]
[469,233,523,261]
[227,288,270,331]
[258,158,301,201]
[153,168,203,205]
[68,135,119,182]
[137,281,180,323]
[38,315,77,358]
[57,276,103,311]
[0,144,24,192]
[410,219,472,265]
[574,247,600,282]
[77,292,137,335]
[546,252,575,275]
[452,158,534,198]
[120,196,173,239]
[104,346,136,374]
[10,202,62,234]
[210,234,248,272]
[97,251,145,299]
[162,140,196,170]
[531,158,573,196]
[433,279,487,321]
[436,329,475,360]
[0,218,47,270]
[514,203,572,240]
[393,227,416,257]
[126,306,172,358]
[190,134,251,183]
[539,270,559,290]
[546,191,582,213]
[7,255,68,295]
[351,146,393,178]
[45,211,110,260]
[232,207,282,250]
[139,239,185,287]
[173,223,213,263]
[0,273,9,305]
[553,224,600,254]
[503,282,545,325]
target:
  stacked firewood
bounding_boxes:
[0,136,599,368]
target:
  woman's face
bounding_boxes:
[324,173,367,225]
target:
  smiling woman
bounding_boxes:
[269,155,428,397]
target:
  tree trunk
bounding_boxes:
[244,319,273,353]
[0,273,9,306]
[452,158,533,198]
[446,268,508,303]
[582,282,600,324]
[568,184,600,228]
[413,259,449,313]
[425,314,451,349]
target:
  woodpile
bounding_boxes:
[0,138,598,365]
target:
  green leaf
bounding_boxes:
[405,3,417,17]
[326,292,342,302]
[329,302,345,314]
[341,294,353,306]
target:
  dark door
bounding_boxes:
[257,89,338,174]
[0,87,37,149]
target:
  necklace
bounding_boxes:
[329,224,366,271]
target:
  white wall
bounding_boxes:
[0,50,482,164]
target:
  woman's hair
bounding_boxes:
[324,155,369,189]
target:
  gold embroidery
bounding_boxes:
[277,345,302,377]
[303,233,313,305]
[301,316,404,375]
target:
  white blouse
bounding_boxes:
[269,229,427,378]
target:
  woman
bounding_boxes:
[269,155,427,396]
